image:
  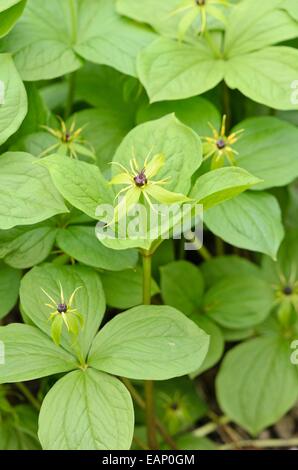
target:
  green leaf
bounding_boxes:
[56,226,138,272]
[39,155,114,220]
[0,262,21,319]
[201,255,261,288]
[171,434,217,451]
[137,96,221,138]
[72,103,134,171]
[1,0,82,80]
[216,336,298,435]
[283,0,298,21]
[204,191,285,258]
[113,114,202,195]
[203,275,274,329]
[0,152,68,229]
[160,261,204,316]
[0,222,56,269]
[233,117,298,190]
[0,404,40,450]
[1,0,155,80]
[138,38,224,102]
[88,305,209,380]
[38,368,134,450]
[75,0,156,77]
[0,0,26,38]
[101,266,159,309]
[0,54,27,145]
[261,229,298,284]
[0,324,76,383]
[20,264,105,358]
[117,0,188,40]
[225,47,298,110]
[0,0,25,11]
[10,83,50,143]
[189,314,224,377]
[224,0,298,57]
[190,167,261,210]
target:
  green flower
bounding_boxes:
[40,116,96,160]
[273,268,298,326]
[202,115,244,169]
[170,0,230,38]
[109,151,190,224]
[41,283,83,345]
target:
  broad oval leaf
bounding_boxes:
[75,0,156,77]
[38,368,134,450]
[1,0,155,80]
[204,275,274,329]
[88,305,210,380]
[160,261,204,316]
[56,226,138,272]
[201,255,261,288]
[225,47,298,110]
[20,264,106,358]
[0,222,57,269]
[216,336,298,435]
[0,54,27,145]
[138,38,224,103]
[0,261,21,319]
[224,0,298,57]
[0,0,26,38]
[233,117,298,190]
[190,167,261,210]
[204,191,285,259]
[39,155,114,220]
[0,324,76,383]
[189,314,224,377]
[0,152,68,229]
[137,96,221,139]
[101,266,159,309]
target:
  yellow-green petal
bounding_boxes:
[146,185,190,204]
[145,153,165,179]
[110,173,133,186]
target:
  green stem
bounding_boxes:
[194,416,231,438]
[219,437,298,450]
[15,383,40,411]
[215,237,225,256]
[122,377,177,450]
[223,82,232,131]
[142,251,158,450]
[198,245,212,261]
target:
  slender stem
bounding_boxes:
[122,378,177,450]
[215,237,225,256]
[219,437,298,450]
[142,251,158,450]
[198,245,212,261]
[133,436,149,451]
[194,416,231,437]
[223,82,232,131]
[142,252,152,305]
[15,383,41,411]
[190,234,212,260]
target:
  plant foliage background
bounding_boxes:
[0,0,298,450]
